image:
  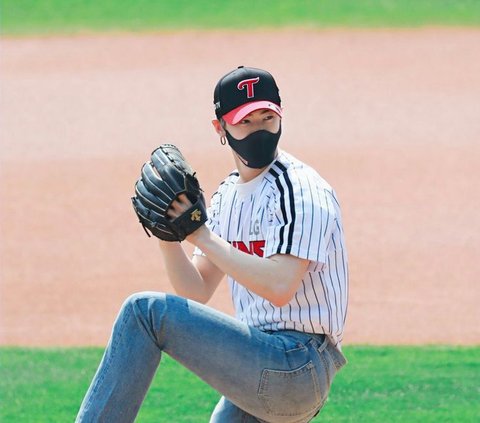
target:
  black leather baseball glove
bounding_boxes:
[131,144,207,241]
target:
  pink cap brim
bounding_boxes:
[223,101,282,125]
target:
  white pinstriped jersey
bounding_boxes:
[195,150,348,346]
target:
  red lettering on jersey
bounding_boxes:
[232,241,250,254]
[231,240,265,257]
[237,77,260,98]
[251,240,265,257]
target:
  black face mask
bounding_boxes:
[225,125,282,169]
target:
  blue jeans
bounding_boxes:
[76,292,346,422]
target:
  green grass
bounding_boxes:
[1,0,480,36]
[1,346,479,422]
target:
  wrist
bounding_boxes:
[185,224,210,246]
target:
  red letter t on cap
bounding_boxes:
[237,77,260,98]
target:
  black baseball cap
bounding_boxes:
[214,66,282,125]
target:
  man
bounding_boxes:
[76,66,348,422]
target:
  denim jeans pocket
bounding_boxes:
[257,361,321,417]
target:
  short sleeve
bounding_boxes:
[264,169,338,265]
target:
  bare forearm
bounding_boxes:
[157,241,212,303]
[187,226,306,306]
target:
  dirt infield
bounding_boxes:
[1,29,479,346]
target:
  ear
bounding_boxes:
[212,119,226,136]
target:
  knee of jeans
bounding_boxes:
[121,291,167,317]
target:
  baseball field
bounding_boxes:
[1,1,479,421]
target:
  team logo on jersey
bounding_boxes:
[237,77,260,98]
[249,219,260,235]
[231,240,265,257]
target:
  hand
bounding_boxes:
[131,144,207,241]
[167,194,192,220]
[166,194,208,244]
